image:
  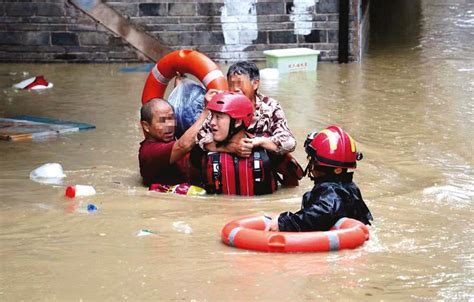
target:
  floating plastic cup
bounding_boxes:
[172,221,193,234]
[65,185,96,198]
[30,163,66,185]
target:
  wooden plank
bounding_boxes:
[0,116,95,141]
[69,0,169,62]
[11,115,95,130]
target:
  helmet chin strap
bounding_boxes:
[303,157,315,181]
[226,118,237,140]
[216,119,244,147]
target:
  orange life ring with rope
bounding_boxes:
[141,49,229,104]
[221,215,369,253]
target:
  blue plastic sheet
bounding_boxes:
[167,78,206,138]
[119,63,154,73]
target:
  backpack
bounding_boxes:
[204,148,277,196]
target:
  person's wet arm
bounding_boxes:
[170,108,209,163]
[203,136,253,157]
[268,104,296,154]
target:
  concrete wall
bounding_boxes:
[0,0,364,63]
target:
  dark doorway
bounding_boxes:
[369,0,422,50]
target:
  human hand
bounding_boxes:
[233,137,253,158]
[250,137,265,148]
[204,89,222,105]
[249,137,278,152]
[264,215,280,232]
[174,72,186,87]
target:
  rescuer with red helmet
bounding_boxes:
[266,125,373,231]
[207,92,254,144]
[195,92,277,196]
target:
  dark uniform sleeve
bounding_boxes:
[278,186,344,232]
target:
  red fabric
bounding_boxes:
[217,154,254,196]
[26,75,49,89]
[205,150,277,196]
[239,157,253,196]
[139,140,189,186]
[221,153,235,195]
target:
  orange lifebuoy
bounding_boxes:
[141,49,228,104]
[221,215,369,253]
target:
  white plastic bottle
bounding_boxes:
[65,185,96,198]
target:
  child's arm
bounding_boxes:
[277,188,342,232]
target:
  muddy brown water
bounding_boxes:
[1,1,473,300]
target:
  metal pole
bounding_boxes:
[338,0,350,63]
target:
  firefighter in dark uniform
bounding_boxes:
[266,125,373,231]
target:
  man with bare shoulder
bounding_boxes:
[139,97,211,186]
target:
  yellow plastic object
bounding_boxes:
[185,185,207,196]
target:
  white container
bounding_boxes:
[263,48,320,73]
[65,185,96,198]
[172,221,193,234]
[30,163,66,185]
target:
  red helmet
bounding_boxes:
[207,92,254,127]
[304,125,363,169]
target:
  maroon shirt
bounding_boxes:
[139,139,189,186]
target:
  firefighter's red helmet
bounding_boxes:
[304,125,363,169]
[207,92,254,127]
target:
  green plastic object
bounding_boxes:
[263,48,320,73]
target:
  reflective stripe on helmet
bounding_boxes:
[319,129,338,151]
[347,133,356,152]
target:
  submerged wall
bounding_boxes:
[0,0,367,63]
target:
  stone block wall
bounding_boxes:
[0,1,139,62]
[0,0,364,63]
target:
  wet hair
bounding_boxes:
[227,61,260,82]
[140,98,172,123]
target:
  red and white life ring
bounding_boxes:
[221,215,369,253]
[141,49,228,104]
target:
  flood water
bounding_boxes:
[1,1,473,300]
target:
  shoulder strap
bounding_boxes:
[232,155,240,195]
[253,150,262,182]
[253,148,277,195]
[209,152,222,194]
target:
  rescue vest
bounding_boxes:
[204,148,277,196]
